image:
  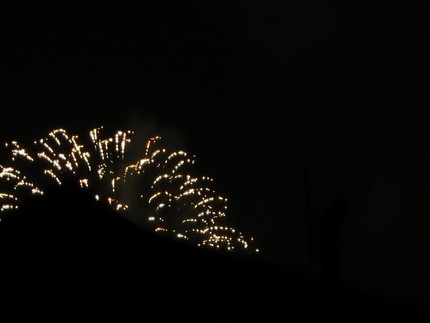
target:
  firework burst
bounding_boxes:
[0,127,258,253]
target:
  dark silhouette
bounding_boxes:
[303,163,314,259]
[321,197,346,285]
[0,182,428,320]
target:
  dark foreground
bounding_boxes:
[0,185,428,321]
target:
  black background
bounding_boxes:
[2,0,429,317]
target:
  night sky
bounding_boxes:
[2,1,429,317]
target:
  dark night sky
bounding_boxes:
[2,0,430,315]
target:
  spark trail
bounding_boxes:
[0,127,258,253]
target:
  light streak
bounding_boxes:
[0,127,258,253]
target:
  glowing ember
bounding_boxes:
[0,127,258,253]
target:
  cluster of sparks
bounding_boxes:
[0,127,258,253]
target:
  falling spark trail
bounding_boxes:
[0,127,258,253]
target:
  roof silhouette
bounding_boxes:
[0,182,428,320]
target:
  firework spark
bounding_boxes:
[0,127,258,253]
